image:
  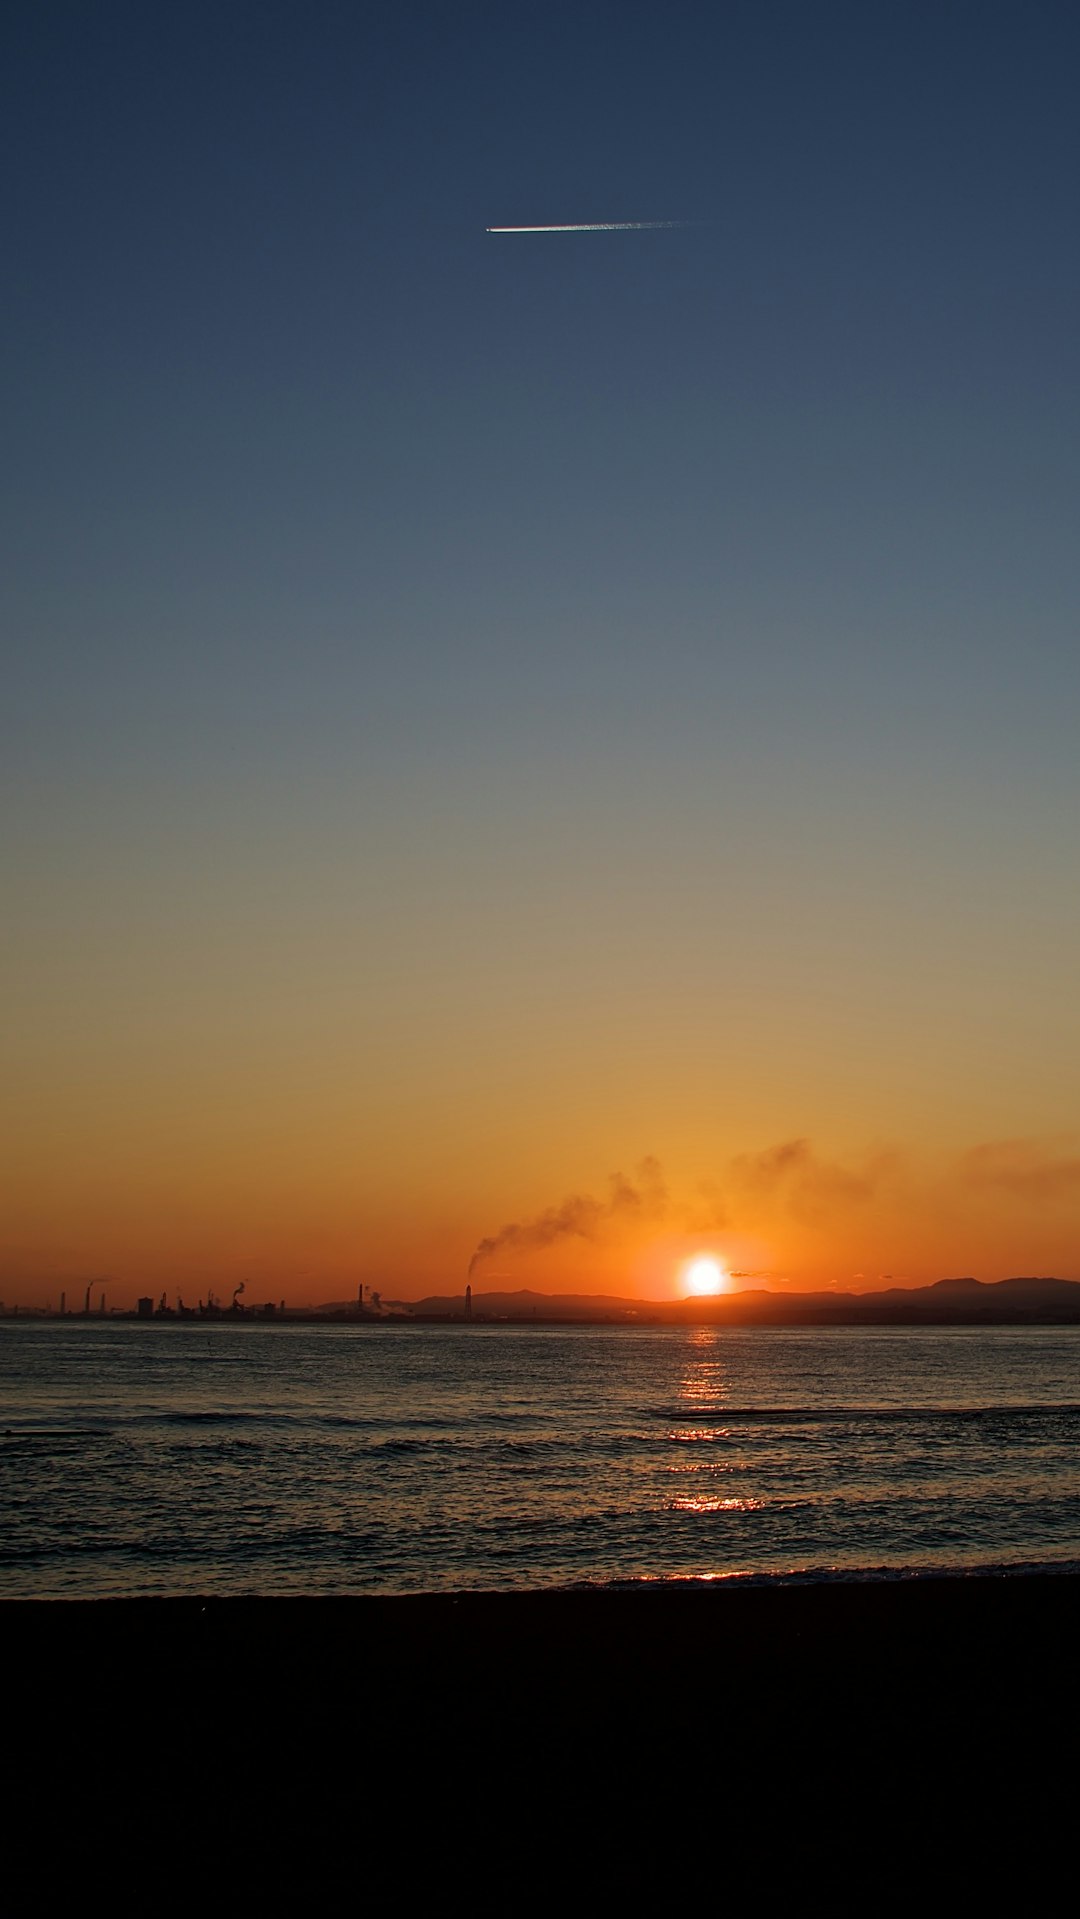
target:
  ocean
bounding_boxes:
[4,1318,1080,1598]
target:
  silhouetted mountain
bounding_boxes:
[670,1276,1080,1324]
[407,1278,1080,1325]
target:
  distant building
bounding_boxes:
[136,1297,154,1319]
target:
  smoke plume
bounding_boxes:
[468,1158,669,1277]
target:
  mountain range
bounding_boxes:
[394,1277,1080,1325]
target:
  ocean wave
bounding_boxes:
[656,1402,1080,1425]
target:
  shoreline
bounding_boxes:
[6,1554,1080,1605]
[9,1306,1080,1326]
[7,1565,1077,1657]
[10,1569,1077,1708]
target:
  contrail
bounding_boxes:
[486,220,684,233]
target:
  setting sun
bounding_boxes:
[684,1256,728,1296]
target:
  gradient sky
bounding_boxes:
[4,2,1080,1304]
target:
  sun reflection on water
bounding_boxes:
[663,1328,755,1510]
[668,1427,735,1444]
[666,1496,766,1514]
[676,1327,731,1416]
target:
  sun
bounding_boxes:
[684,1256,728,1296]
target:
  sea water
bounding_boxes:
[3,1319,1080,1597]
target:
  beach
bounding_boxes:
[7,1574,1077,1909]
[8,1576,1076,1811]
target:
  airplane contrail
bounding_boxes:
[486,220,684,233]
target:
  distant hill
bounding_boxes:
[404,1278,1080,1326]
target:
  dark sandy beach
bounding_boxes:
[7,1573,1078,1867]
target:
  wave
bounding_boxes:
[656,1402,1080,1425]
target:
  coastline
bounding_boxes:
[9,1301,1080,1326]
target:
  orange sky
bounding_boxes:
[5,1102,1080,1308]
[5,827,1080,1307]
[6,793,1080,1310]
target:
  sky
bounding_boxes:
[4,1,1080,1305]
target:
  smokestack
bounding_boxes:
[465,1284,472,1322]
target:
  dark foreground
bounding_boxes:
[6,1576,1078,1885]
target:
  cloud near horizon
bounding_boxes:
[959,1137,1080,1202]
[730,1138,894,1227]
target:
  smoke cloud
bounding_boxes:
[468,1157,669,1277]
[731,1138,890,1225]
[468,1140,898,1277]
[960,1137,1080,1201]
